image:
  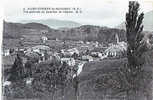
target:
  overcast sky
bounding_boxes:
[3,0,153,27]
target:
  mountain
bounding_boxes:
[116,10,153,31]
[20,19,81,29]
[3,21,127,45]
[3,21,52,39]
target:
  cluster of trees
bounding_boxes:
[8,53,26,82]
[6,51,79,100]
[8,52,38,82]
[32,61,70,100]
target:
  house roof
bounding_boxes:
[61,58,75,61]
[82,55,93,59]
[32,45,50,51]
[105,42,127,53]
[67,48,78,52]
[25,52,40,59]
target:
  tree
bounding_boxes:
[126,1,145,73]
[73,73,79,100]
[124,1,152,100]
[24,60,33,78]
[72,53,79,59]
[58,62,70,100]
[8,53,24,82]
[32,60,70,100]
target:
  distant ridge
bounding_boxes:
[20,19,81,29]
[3,21,127,44]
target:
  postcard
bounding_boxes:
[2,0,153,100]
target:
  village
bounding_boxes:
[2,31,127,86]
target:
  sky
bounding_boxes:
[2,0,153,27]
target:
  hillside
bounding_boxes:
[116,10,153,31]
[3,21,52,39]
[77,50,153,99]
[3,21,126,45]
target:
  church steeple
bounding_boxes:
[115,33,119,44]
[41,31,48,44]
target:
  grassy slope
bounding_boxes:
[77,58,127,100]
[79,58,127,82]
[77,50,153,100]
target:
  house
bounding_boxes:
[78,45,91,54]
[61,49,72,57]
[55,38,59,41]
[90,52,102,58]
[61,48,79,57]
[3,81,11,87]
[86,41,90,44]
[67,48,79,55]
[49,52,61,62]
[3,49,10,56]
[81,55,93,62]
[61,58,75,66]
[25,52,40,63]
[26,45,50,56]
[100,53,108,60]
[2,55,16,68]
[32,45,50,52]
[26,45,51,62]
[26,78,34,85]
[104,42,127,58]
[26,47,33,53]
[77,40,84,44]
[104,33,127,58]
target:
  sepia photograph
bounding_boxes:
[1,0,153,100]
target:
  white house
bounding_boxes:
[91,52,102,58]
[3,81,11,87]
[82,55,93,62]
[86,41,90,44]
[77,40,84,44]
[31,45,50,53]
[67,48,79,55]
[61,48,79,57]
[105,42,127,57]
[61,58,76,66]
[3,49,10,56]
[26,78,34,85]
